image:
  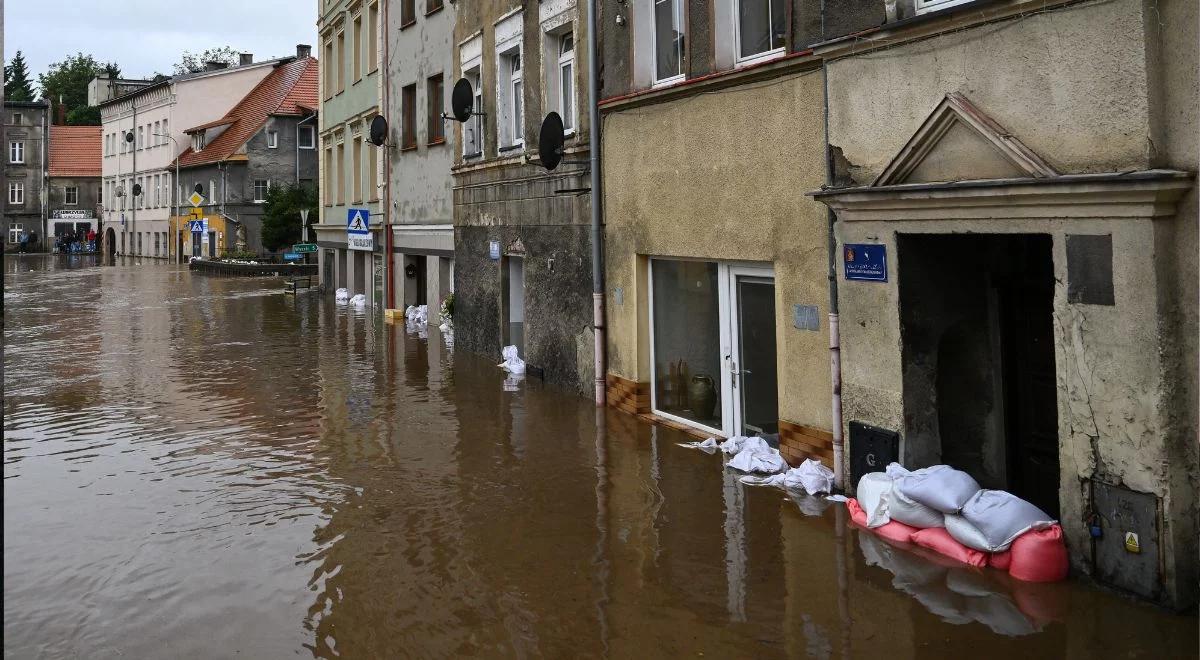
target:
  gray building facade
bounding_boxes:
[3,100,50,249]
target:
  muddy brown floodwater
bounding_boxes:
[3,256,1197,659]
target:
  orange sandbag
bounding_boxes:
[847,498,869,527]
[989,550,1012,571]
[910,527,988,568]
[1009,524,1068,582]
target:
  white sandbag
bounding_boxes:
[499,345,525,375]
[727,437,787,474]
[349,293,367,307]
[856,472,893,528]
[335,287,349,302]
[789,459,834,495]
[888,486,946,529]
[739,472,788,488]
[960,489,1056,550]
[719,435,749,455]
[885,462,910,479]
[894,465,981,514]
[944,513,1009,553]
[678,437,719,453]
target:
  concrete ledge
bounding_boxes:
[189,259,318,277]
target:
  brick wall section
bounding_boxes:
[779,420,834,467]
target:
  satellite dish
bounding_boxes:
[132,183,143,197]
[369,115,388,146]
[194,183,204,194]
[538,112,565,171]
[450,78,474,122]
[124,131,134,143]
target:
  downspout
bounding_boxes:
[41,107,48,243]
[587,0,606,406]
[382,0,394,310]
[821,1,845,491]
[131,101,137,247]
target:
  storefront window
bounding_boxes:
[651,259,723,430]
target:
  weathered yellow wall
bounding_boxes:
[602,68,832,429]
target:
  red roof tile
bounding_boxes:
[175,57,318,169]
[48,126,102,177]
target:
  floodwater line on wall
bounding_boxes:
[588,0,607,406]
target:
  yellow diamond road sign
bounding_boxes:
[188,191,204,207]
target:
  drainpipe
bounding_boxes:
[381,0,394,310]
[821,0,845,491]
[587,0,607,406]
[131,101,137,250]
[41,107,48,244]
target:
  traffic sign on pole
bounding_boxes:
[292,243,318,253]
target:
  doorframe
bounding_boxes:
[726,264,776,436]
[646,257,775,438]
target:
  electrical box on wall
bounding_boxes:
[1092,480,1161,602]
[848,421,899,489]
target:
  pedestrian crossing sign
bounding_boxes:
[347,208,370,235]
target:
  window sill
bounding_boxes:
[425,4,444,17]
[400,143,418,152]
[736,47,786,69]
[498,143,522,153]
[400,19,416,30]
[463,151,483,160]
[652,74,685,89]
[352,78,363,87]
[368,67,379,75]
[427,137,446,147]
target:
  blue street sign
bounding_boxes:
[347,208,370,235]
[844,243,887,282]
[283,252,301,261]
[187,219,208,233]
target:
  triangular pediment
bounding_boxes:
[873,93,1058,187]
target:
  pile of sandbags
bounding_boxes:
[335,287,350,303]
[845,463,1067,582]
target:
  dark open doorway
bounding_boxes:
[898,234,1059,516]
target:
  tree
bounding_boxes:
[66,105,101,125]
[173,47,240,75]
[39,53,119,124]
[4,51,36,102]
[261,184,318,252]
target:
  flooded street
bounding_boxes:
[4,256,1196,659]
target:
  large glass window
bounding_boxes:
[463,66,483,157]
[558,33,575,132]
[654,0,685,83]
[737,0,784,61]
[651,260,723,430]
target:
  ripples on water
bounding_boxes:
[4,256,1197,659]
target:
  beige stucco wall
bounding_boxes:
[602,68,833,430]
[823,0,1197,607]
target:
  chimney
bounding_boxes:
[204,60,229,71]
[239,53,253,66]
[55,103,67,126]
[296,44,312,59]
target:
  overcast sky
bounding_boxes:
[4,0,319,83]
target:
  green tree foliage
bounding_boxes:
[39,53,119,124]
[4,51,37,102]
[174,47,240,75]
[66,105,101,125]
[261,183,318,252]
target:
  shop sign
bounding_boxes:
[844,243,887,282]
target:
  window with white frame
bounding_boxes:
[9,141,24,163]
[462,64,483,157]
[192,131,204,151]
[210,179,217,205]
[558,32,576,132]
[66,186,79,205]
[253,179,269,202]
[915,0,974,13]
[654,0,685,83]
[267,130,278,148]
[498,47,523,148]
[737,0,785,62]
[137,126,144,149]
[9,182,24,204]
[153,121,161,145]
[153,175,161,207]
[162,119,168,143]
[9,223,23,243]
[299,125,315,149]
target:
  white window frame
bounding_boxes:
[65,186,79,206]
[9,222,23,243]
[153,121,161,146]
[210,179,217,205]
[137,126,144,150]
[8,182,24,205]
[558,31,576,134]
[507,49,524,147]
[299,125,315,149]
[652,0,686,86]
[267,130,279,149]
[734,0,786,66]
[914,0,974,14]
[253,179,269,203]
[192,132,204,152]
[494,10,524,150]
[9,141,24,163]
[461,62,484,158]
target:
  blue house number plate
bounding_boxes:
[844,243,887,282]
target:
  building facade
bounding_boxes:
[3,100,50,249]
[316,0,387,307]
[385,0,456,310]
[596,0,877,452]
[172,52,319,258]
[98,55,283,260]
[451,0,595,392]
[47,125,102,243]
[808,0,1197,608]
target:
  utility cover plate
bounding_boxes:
[1093,481,1160,601]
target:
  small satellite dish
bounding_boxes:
[194,183,204,194]
[124,131,134,143]
[132,183,143,197]
[450,78,474,122]
[538,112,565,171]
[369,115,388,146]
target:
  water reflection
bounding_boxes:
[3,256,1197,658]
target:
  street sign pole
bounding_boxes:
[300,209,310,264]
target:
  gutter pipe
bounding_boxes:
[821,1,845,491]
[587,0,606,406]
[382,0,394,310]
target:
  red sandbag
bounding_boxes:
[1009,524,1068,582]
[910,527,988,568]
[847,498,869,527]
[847,498,918,543]
[989,550,1012,571]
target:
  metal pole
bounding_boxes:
[587,0,606,407]
[154,133,180,262]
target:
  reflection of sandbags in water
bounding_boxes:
[962,591,1041,637]
[786,491,831,517]
[859,532,947,588]
[998,573,1071,626]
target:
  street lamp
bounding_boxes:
[153,132,181,261]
